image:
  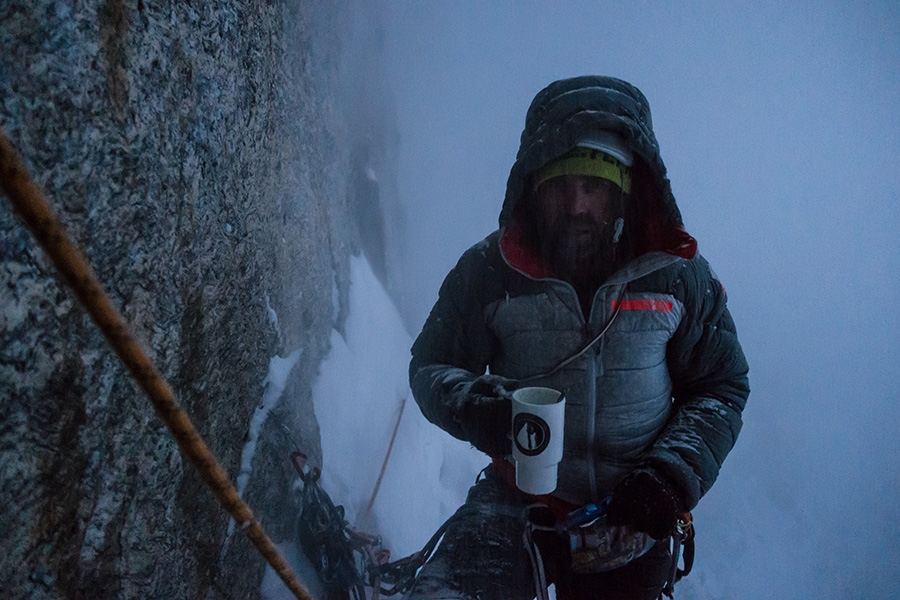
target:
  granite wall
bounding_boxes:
[0,1,387,597]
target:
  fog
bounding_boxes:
[374,2,900,598]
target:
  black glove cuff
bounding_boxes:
[607,468,683,540]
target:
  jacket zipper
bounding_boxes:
[584,286,607,501]
[585,345,598,499]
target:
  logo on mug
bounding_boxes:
[513,413,551,456]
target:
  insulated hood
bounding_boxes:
[499,76,692,258]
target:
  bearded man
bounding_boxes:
[406,76,750,600]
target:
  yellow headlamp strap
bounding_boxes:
[534,147,632,193]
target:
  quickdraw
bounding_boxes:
[291,451,376,600]
[660,512,694,600]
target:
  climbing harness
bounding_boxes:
[0,130,311,600]
[522,499,694,600]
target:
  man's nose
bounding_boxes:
[570,186,593,215]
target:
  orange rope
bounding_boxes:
[362,396,408,526]
[0,129,312,600]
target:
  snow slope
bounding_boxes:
[262,255,486,598]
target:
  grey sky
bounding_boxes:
[379,2,900,597]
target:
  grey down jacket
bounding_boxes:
[409,76,749,510]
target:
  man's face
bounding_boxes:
[532,174,623,283]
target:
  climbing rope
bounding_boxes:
[361,395,408,527]
[0,129,312,600]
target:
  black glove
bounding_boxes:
[458,375,516,457]
[607,468,683,540]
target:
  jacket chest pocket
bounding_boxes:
[601,296,682,371]
[487,292,584,376]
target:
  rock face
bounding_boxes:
[0,2,389,598]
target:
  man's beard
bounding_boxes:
[538,214,622,290]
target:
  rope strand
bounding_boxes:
[361,396,408,527]
[0,128,312,600]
